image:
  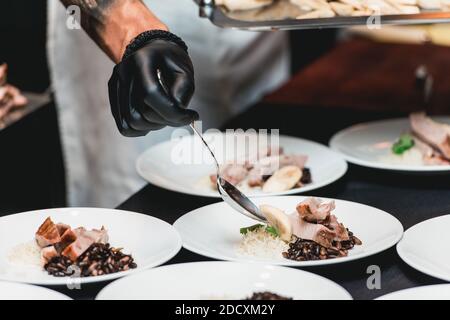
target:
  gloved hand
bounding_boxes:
[108,31,198,137]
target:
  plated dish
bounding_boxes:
[376,284,450,300]
[33,217,136,278]
[397,214,450,282]
[387,113,450,166]
[174,196,403,267]
[0,208,181,285]
[96,261,352,300]
[330,114,450,172]
[239,197,362,262]
[211,147,312,193]
[0,281,71,300]
[137,133,347,198]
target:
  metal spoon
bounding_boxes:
[190,123,267,222]
[155,70,265,222]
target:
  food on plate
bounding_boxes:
[30,217,137,277]
[260,204,292,241]
[0,64,28,120]
[217,0,449,17]
[238,197,362,261]
[387,112,450,165]
[392,133,415,155]
[210,147,312,192]
[238,224,289,258]
[216,0,274,11]
[262,166,302,193]
[246,291,293,300]
[410,112,450,161]
[292,0,441,18]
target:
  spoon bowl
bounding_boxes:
[190,123,267,223]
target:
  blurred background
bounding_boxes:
[1,0,449,213]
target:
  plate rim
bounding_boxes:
[0,207,182,286]
[136,133,348,198]
[0,281,72,300]
[329,116,450,172]
[375,283,450,300]
[174,195,404,267]
[396,214,450,282]
[96,261,353,300]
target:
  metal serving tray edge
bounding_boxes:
[194,0,450,31]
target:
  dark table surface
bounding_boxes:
[51,103,450,300]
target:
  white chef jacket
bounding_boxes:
[47,0,290,207]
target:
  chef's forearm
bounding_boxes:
[60,0,168,63]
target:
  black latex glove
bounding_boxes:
[108,38,198,137]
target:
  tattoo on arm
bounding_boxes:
[60,0,116,32]
[59,0,167,62]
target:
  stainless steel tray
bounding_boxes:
[195,0,450,30]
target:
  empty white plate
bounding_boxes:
[0,281,71,300]
[377,284,450,300]
[174,196,404,267]
[330,117,450,172]
[137,133,347,198]
[0,208,181,285]
[96,261,352,300]
[397,214,450,282]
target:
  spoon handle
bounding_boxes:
[190,123,220,173]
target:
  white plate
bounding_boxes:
[174,196,403,267]
[137,133,347,198]
[377,284,450,300]
[96,261,352,300]
[397,214,450,282]
[0,281,71,300]
[0,208,181,285]
[330,117,450,172]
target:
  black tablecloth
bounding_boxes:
[52,104,450,300]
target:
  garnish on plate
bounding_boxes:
[240,224,279,237]
[392,133,415,155]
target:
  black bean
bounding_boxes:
[44,243,137,278]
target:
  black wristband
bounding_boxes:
[122,30,188,61]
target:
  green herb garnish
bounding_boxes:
[240,224,280,237]
[240,224,264,235]
[392,134,415,155]
[265,226,279,237]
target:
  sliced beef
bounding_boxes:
[410,112,450,160]
[86,227,109,244]
[246,154,308,187]
[56,223,70,236]
[211,163,248,185]
[279,154,308,169]
[55,228,77,254]
[61,235,95,262]
[296,197,335,223]
[325,215,350,241]
[413,133,450,165]
[35,217,61,248]
[61,227,109,261]
[247,156,281,185]
[289,213,335,248]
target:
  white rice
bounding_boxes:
[237,228,288,259]
[7,240,42,267]
[380,147,424,166]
